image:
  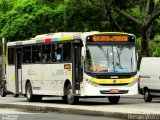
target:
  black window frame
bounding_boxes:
[8,47,15,65]
[31,44,42,64]
[8,39,81,65]
[23,45,32,64]
[63,42,72,62]
[41,43,52,64]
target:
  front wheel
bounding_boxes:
[108,96,120,104]
[66,84,79,105]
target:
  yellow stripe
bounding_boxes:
[67,71,72,80]
[42,71,44,80]
[11,75,15,81]
[91,77,134,84]
[58,36,73,41]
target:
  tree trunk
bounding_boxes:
[102,0,123,31]
[141,28,150,57]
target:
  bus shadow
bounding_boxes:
[41,100,110,105]
[40,98,140,106]
[150,100,160,103]
[17,95,145,106]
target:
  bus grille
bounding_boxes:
[100,90,129,94]
[99,83,129,86]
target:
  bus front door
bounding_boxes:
[15,48,23,94]
[72,41,82,94]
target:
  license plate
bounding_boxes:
[110,89,119,93]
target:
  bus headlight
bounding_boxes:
[127,80,136,87]
[85,78,99,87]
[127,76,138,87]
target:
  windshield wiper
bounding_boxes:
[131,57,133,71]
[98,45,109,60]
[98,45,116,72]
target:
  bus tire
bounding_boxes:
[26,82,36,102]
[0,86,6,97]
[66,84,79,105]
[144,89,152,102]
[108,96,120,104]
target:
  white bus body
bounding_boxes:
[5,32,138,104]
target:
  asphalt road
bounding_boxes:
[0,95,160,120]
[0,94,146,104]
[0,108,122,120]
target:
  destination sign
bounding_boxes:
[87,35,135,42]
[92,35,128,42]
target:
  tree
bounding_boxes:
[112,0,160,57]
[0,0,55,41]
[0,0,106,40]
[1,0,160,58]
[91,0,160,56]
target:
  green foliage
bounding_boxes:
[0,0,55,41]
[136,37,141,55]
[0,0,16,13]
[0,0,106,40]
[149,35,160,57]
[0,0,160,57]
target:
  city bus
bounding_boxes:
[3,31,138,104]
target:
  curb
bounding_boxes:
[0,103,159,119]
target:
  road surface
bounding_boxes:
[0,95,160,119]
[0,108,122,120]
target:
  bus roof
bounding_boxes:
[7,31,134,46]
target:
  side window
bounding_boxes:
[51,44,56,62]
[42,44,51,63]
[55,43,62,62]
[8,48,14,65]
[32,45,41,63]
[63,42,71,62]
[23,46,31,63]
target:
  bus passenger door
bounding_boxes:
[72,40,82,94]
[15,48,23,94]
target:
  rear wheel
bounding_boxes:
[66,84,79,105]
[26,82,34,102]
[108,96,120,104]
[26,82,42,102]
[0,86,6,97]
[144,89,152,102]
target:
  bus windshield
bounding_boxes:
[85,45,137,73]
